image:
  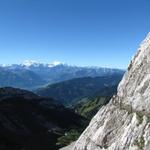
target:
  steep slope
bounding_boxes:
[73,85,118,119]
[74,96,111,119]
[36,75,122,106]
[0,87,87,150]
[73,33,150,150]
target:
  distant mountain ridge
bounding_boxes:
[36,75,123,106]
[0,61,124,89]
[0,68,46,89]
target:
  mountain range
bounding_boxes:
[0,61,124,89]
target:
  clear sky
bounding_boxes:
[0,0,150,69]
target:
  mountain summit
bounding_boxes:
[21,60,63,67]
[72,33,150,150]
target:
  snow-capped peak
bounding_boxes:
[21,60,64,68]
[48,61,63,67]
[21,60,41,67]
[0,64,9,67]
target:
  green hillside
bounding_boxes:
[36,75,122,106]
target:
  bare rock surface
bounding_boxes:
[60,142,76,150]
[72,33,150,150]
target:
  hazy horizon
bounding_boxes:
[0,59,126,70]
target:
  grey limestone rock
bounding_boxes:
[73,33,150,150]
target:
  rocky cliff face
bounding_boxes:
[72,33,150,150]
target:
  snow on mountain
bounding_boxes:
[21,60,63,68]
[0,60,124,71]
[48,61,64,67]
[21,60,40,67]
[0,60,64,69]
[0,60,124,90]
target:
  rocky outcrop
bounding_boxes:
[72,33,150,150]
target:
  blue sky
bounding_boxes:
[0,0,150,69]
